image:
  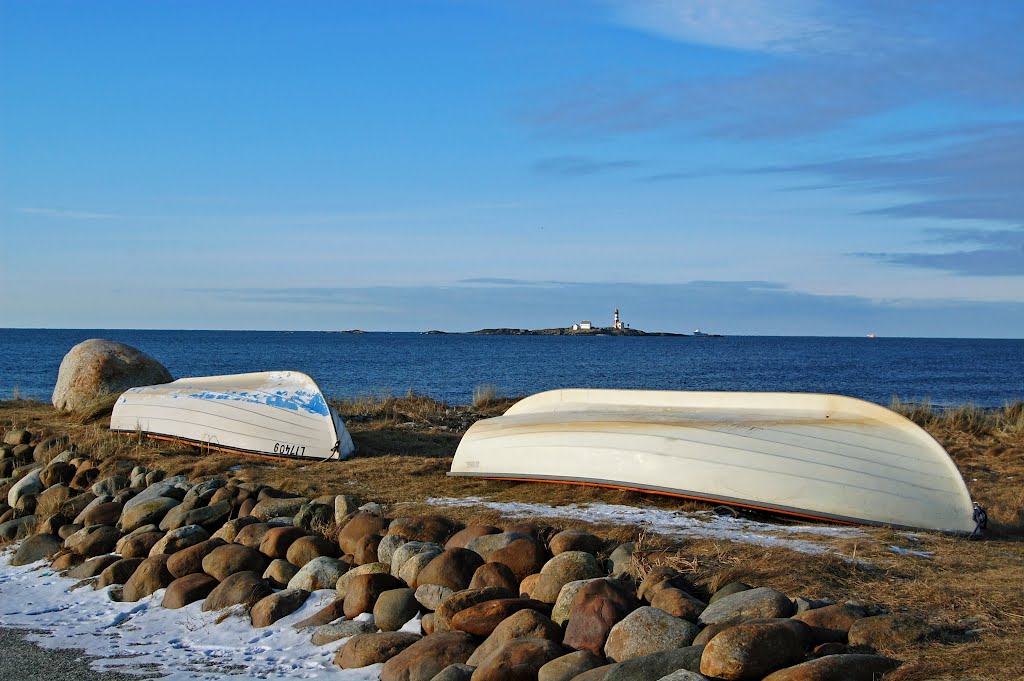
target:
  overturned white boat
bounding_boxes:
[111,371,355,461]
[449,389,977,533]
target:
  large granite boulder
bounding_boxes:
[51,339,172,412]
[335,632,422,669]
[379,631,477,681]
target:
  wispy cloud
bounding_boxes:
[532,155,644,177]
[531,3,1024,139]
[859,226,1024,276]
[767,123,1024,223]
[19,207,120,220]
[606,0,845,55]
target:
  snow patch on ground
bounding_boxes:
[0,550,386,680]
[888,545,935,558]
[425,497,864,554]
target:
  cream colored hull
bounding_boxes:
[449,389,975,533]
[110,371,354,461]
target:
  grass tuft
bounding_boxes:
[471,383,500,409]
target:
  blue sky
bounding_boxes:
[2,0,1022,336]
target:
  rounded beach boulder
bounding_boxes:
[52,339,172,412]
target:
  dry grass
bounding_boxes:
[2,394,1023,680]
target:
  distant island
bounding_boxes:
[467,327,691,337]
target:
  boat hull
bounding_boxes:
[110,371,355,461]
[449,389,976,533]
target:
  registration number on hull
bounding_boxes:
[273,443,307,457]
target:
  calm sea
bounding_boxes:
[1,329,1022,408]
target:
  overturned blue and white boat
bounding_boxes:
[110,371,355,461]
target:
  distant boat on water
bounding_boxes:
[867,333,877,339]
[692,329,722,337]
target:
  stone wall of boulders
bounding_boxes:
[0,428,932,681]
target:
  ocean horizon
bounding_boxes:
[3,328,1022,409]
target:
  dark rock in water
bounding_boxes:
[380,631,477,681]
[51,339,173,413]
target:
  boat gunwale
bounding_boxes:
[445,470,971,534]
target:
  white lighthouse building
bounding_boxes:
[613,308,623,330]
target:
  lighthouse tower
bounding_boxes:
[613,308,622,330]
